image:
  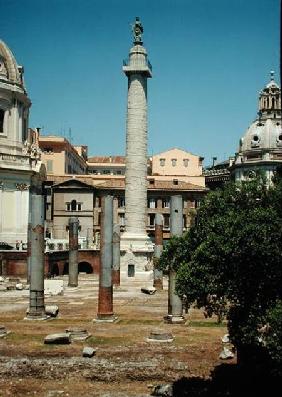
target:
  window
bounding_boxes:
[103,170,111,174]
[119,213,125,226]
[162,198,170,208]
[183,158,189,167]
[148,198,156,208]
[163,214,170,229]
[128,264,135,277]
[71,200,77,211]
[118,197,125,207]
[44,147,53,154]
[0,109,4,133]
[171,158,177,167]
[148,214,155,227]
[160,158,165,167]
[22,118,27,141]
[66,200,82,211]
[46,160,53,173]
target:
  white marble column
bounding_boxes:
[120,21,154,286]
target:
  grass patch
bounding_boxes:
[118,319,160,325]
[188,321,226,328]
[87,336,129,346]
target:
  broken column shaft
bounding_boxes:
[153,213,163,289]
[68,217,79,287]
[112,223,120,286]
[26,191,47,319]
[97,195,116,321]
[165,195,184,324]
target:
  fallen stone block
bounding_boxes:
[44,280,64,296]
[0,276,5,282]
[219,346,235,360]
[15,283,23,290]
[45,305,59,317]
[44,333,71,344]
[66,327,90,341]
[0,285,6,291]
[151,383,173,396]
[82,347,96,358]
[147,330,173,343]
[141,287,156,295]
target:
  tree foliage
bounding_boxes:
[159,172,282,373]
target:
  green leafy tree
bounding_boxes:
[159,174,282,373]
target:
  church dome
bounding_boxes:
[0,40,24,87]
[240,118,282,152]
[238,72,281,154]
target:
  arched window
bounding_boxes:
[71,200,77,211]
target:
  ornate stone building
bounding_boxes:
[0,40,45,250]
[232,72,282,182]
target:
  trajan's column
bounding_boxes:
[120,17,154,286]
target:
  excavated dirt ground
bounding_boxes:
[0,275,234,397]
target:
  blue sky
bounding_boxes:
[1,0,280,166]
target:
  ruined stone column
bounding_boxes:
[26,192,47,320]
[96,195,116,321]
[153,213,163,289]
[68,217,79,287]
[112,223,120,286]
[165,195,184,324]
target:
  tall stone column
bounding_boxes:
[68,217,79,287]
[165,195,185,324]
[153,213,163,289]
[96,195,116,321]
[120,17,154,286]
[26,190,47,320]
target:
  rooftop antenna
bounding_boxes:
[68,128,73,144]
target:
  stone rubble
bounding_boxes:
[66,327,90,341]
[151,384,173,396]
[82,347,96,358]
[44,333,71,345]
[141,287,156,295]
[147,330,173,343]
[0,325,10,338]
[219,346,235,360]
[45,305,59,317]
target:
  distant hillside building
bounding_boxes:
[204,159,233,190]
[39,135,88,175]
[152,148,205,186]
[87,156,126,175]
